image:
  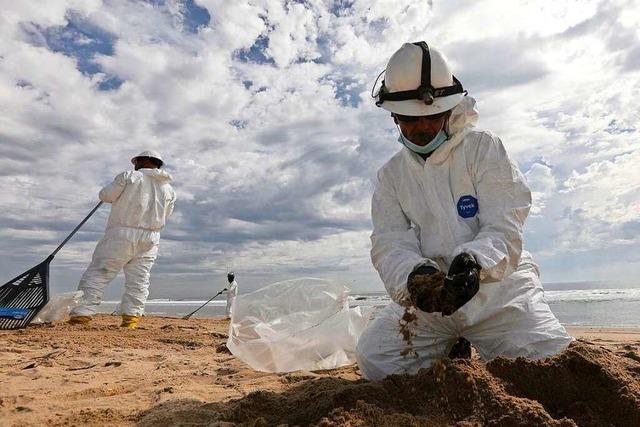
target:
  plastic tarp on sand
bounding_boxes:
[227,278,371,373]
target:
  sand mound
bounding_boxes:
[138,341,640,426]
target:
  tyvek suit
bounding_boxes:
[71,168,176,317]
[356,97,572,381]
[226,280,238,318]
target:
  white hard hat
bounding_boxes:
[131,150,164,167]
[374,42,465,116]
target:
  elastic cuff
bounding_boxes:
[411,259,440,272]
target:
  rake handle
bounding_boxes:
[182,288,227,320]
[49,202,103,259]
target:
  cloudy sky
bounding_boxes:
[1,0,638,299]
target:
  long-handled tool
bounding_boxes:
[0,202,103,330]
[182,287,227,320]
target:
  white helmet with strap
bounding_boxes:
[373,42,465,116]
[131,150,164,167]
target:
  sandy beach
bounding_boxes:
[1,316,639,426]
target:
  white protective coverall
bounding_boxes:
[71,168,176,317]
[356,97,572,381]
[226,280,238,318]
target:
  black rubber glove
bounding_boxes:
[440,253,481,315]
[407,265,445,313]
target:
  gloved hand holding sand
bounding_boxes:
[407,267,447,313]
[441,252,481,315]
[407,253,481,316]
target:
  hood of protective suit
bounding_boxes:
[402,96,479,165]
[138,168,173,182]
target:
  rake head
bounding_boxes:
[0,257,50,330]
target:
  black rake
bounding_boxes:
[0,202,103,330]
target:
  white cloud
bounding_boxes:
[524,162,557,216]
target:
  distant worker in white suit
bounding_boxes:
[69,150,176,329]
[356,41,572,381]
[225,272,238,319]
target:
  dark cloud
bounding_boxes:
[620,44,640,71]
[449,38,549,93]
[559,1,640,73]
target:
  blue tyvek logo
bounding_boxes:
[457,195,478,218]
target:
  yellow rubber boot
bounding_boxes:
[120,315,140,329]
[68,316,92,325]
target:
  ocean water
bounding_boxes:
[100,283,640,327]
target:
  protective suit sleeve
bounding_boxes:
[453,134,532,282]
[370,168,440,305]
[99,172,129,203]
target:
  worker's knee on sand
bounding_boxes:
[355,319,391,381]
[356,338,446,382]
[356,331,454,381]
[472,332,573,361]
[355,339,387,381]
[464,299,573,361]
[356,303,573,381]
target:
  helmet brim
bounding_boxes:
[131,156,164,167]
[380,93,464,116]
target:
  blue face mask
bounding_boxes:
[398,128,449,155]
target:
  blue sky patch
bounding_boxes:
[234,35,275,65]
[605,119,636,135]
[330,0,354,16]
[23,12,123,91]
[323,75,363,107]
[148,0,211,34]
[231,120,248,129]
[98,75,125,91]
[179,0,211,33]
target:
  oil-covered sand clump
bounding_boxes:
[139,340,640,426]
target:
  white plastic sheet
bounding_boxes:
[227,278,371,373]
[32,291,83,324]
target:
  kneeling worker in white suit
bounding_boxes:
[356,42,572,381]
[69,151,176,329]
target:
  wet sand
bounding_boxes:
[1,316,638,426]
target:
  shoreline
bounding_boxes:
[566,325,640,343]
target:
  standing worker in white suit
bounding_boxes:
[225,272,238,319]
[69,151,176,329]
[356,42,572,381]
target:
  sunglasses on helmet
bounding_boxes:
[392,110,449,123]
